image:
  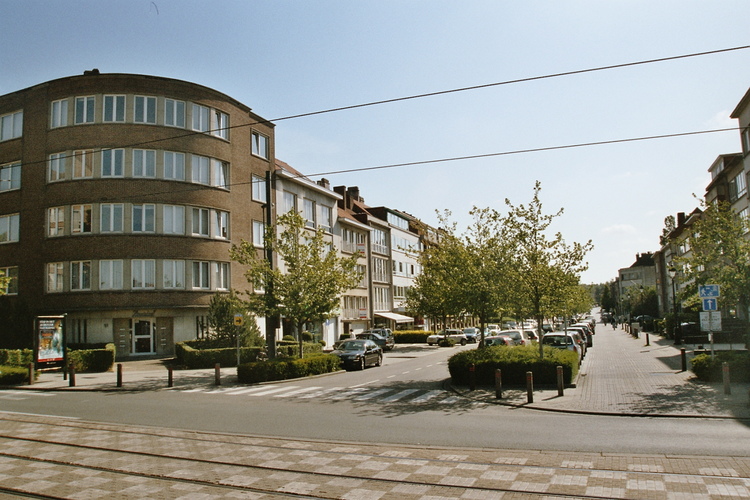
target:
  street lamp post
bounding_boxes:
[668,267,681,344]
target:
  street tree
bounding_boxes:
[206,291,264,347]
[674,200,750,318]
[231,210,361,357]
[502,181,593,357]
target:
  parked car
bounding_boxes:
[427,329,468,346]
[571,323,594,347]
[542,333,582,364]
[486,324,501,335]
[497,329,532,346]
[358,328,395,351]
[462,327,480,343]
[563,329,587,358]
[355,332,394,351]
[485,335,513,347]
[331,339,383,370]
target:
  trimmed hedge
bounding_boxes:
[275,341,324,357]
[67,344,115,373]
[393,331,432,343]
[175,342,264,368]
[448,345,579,386]
[0,365,29,385]
[691,351,750,382]
[0,349,34,367]
[237,353,341,383]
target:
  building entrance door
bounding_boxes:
[132,319,155,354]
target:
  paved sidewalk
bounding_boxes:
[7,329,750,418]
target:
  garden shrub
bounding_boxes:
[448,345,579,386]
[275,341,323,357]
[237,353,341,383]
[393,331,431,343]
[67,344,115,372]
[175,342,263,368]
[0,349,34,367]
[0,365,29,385]
[438,338,457,347]
[691,351,750,382]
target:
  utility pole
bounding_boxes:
[264,170,278,359]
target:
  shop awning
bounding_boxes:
[375,312,414,323]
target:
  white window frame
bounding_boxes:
[75,96,95,124]
[211,159,229,188]
[192,261,210,289]
[192,207,209,236]
[100,203,124,233]
[192,104,210,132]
[215,262,229,290]
[70,260,92,291]
[51,99,68,128]
[303,199,315,228]
[134,95,157,124]
[48,153,66,182]
[73,149,95,179]
[163,259,185,289]
[48,207,65,237]
[0,214,19,243]
[214,210,229,239]
[99,260,123,290]
[318,205,332,232]
[211,109,229,140]
[165,98,185,128]
[282,191,296,214]
[163,205,185,235]
[103,95,126,122]
[133,149,156,177]
[164,151,185,180]
[0,162,21,192]
[1,111,23,141]
[47,262,64,293]
[131,259,156,289]
[253,220,265,248]
[251,131,268,159]
[71,204,92,234]
[132,204,155,233]
[0,266,18,295]
[101,149,124,177]
[251,175,267,202]
[191,155,210,185]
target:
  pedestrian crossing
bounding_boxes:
[0,390,57,401]
[170,384,466,405]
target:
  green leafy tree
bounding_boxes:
[674,200,750,318]
[231,210,361,357]
[502,181,593,357]
[206,291,264,347]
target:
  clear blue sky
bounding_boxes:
[3,0,750,284]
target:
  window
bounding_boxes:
[215,262,229,290]
[252,175,267,202]
[164,151,185,180]
[0,162,20,191]
[192,261,210,289]
[133,149,156,177]
[192,208,209,236]
[165,99,185,128]
[163,205,185,234]
[318,205,332,232]
[49,153,66,182]
[372,257,389,282]
[101,149,124,177]
[0,214,19,243]
[134,96,156,124]
[163,260,185,289]
[71,204,92,234]
[1,111,23,141]
[211,110,229,140]
[73,150,94,178]
[373,286,390,311]
[99,260,123,290]
[191,155,210,185]
[282,191,296,214]
[387,212,409,230]
[192,104,210,132]
[253,220,265,247]
[75,96,95,124]
[51,100,68,128]
[730,172,747,201]
[251,131,268,159]
[70,261,91,290]
[372,228,388,254]
[214,210,229,239]
[0,266,18,295]
[47,262,64,292]
[103,95,126,122]
[303,199,315,228]
[100,203,124,232]
[132,204,155,232]
[132,259,156,289]
[48,207,64,236]
[211,159,229,188]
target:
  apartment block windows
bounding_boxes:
[192,104,210,133]
[72,204,92,234]
[103,95,126,122]
[164,151,185,180]
[191,155,210,185]
[372,228,388,254]
[163,205,185,234]
[252,175,267,202]
[70,261,92,291]
[163,260,185,289]
[214,211,229,239]
[253,221,265,248]
[102,149,124,177]
[0,214,19,243]
[132,259,156,289]
[51,99,68,128]
[47,263,64,293]
[251,131,268,159]
[99,260,123,290]
[215,262,229,290]
[165,99,185,128]
[133,149,156,177]
[132,204,155,232]
[49,153,66,182]
[372,257,389,283]
[192,208,209,236]
[134,96,157,124]
[303,199,315,228]
[192,261,210,289]
[48,207,64,237]
[373,286,390,312]
[211,159,229,189]
[1,111,23,141]
[0,162,20,191]
[318,205,332,233]
[100,203,124,232]
[730,172,747,201]
[282,191,296,214]
[73,150,94,178]
[0,267,18,295]
[75,96,95,124]
[211,110,229,140]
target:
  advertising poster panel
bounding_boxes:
[36,316,65,366]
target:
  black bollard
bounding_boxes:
[495,369,503,399]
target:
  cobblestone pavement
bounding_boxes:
[1,411,750,499]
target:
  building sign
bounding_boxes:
[36,316,65,365]
[358,308,368,319]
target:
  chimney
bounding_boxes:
[677,212,686,227]
[347,186,360,202]
[317,178,330,190]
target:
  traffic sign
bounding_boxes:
[699,285,720,298]
[700,312,722,332]
[702,298,718,311]
[233,314,244,326]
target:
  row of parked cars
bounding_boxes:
[331,328,395,371]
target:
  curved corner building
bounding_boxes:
[0,71,274,357]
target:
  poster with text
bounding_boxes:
[37,316,64,364]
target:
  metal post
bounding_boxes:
[526,371,533,403]
[167,365,173,388]
[645,333,650,346]
[556,365,564,397]
[723,362,731,395]
[495,369,503,399]
[680,348,687,372]
[214,363,221,386]
[469,363,476,392]
[68,364,76,387]
[116,363,123,388]
[28,363,34,385]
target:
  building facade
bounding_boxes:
[0,71,274,356]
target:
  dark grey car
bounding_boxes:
[332,339,383,371]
